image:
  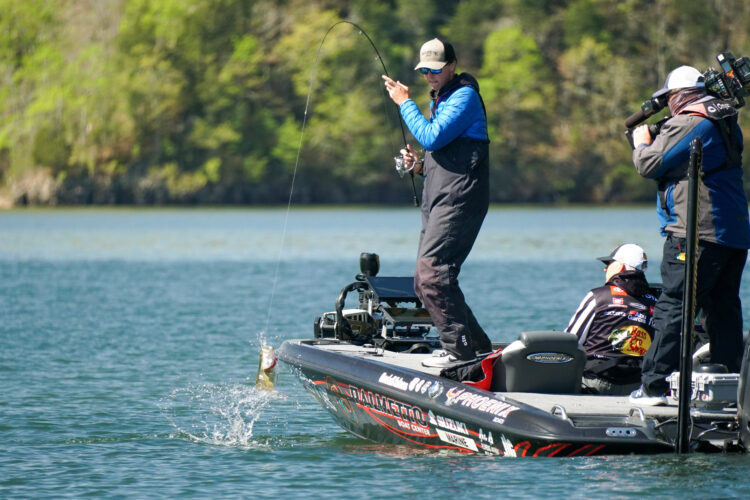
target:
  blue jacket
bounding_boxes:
[399,73,488,151]
[633,96,750,249]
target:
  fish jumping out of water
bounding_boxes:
[255,345,277,390]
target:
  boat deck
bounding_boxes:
[504,392,677,419]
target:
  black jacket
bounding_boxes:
[566,271,659,382]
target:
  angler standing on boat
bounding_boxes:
[630,65,750,405]
[382,38,491,368]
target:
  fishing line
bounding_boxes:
[262,20,416,336]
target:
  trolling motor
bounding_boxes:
[331,252,381,340]
[314,253,436,350]
[624,51,750,148]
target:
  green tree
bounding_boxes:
[479,24,558,201]
[271,9,412,202]
[3,0,750,205]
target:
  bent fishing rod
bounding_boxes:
[312,21,420,206]
[263,20,420,337]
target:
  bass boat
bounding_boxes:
[277,254,750,457]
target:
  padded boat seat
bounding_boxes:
[491,331,585,393]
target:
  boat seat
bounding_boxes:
[491,330,585,394]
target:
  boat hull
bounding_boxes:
[278,339,674,457]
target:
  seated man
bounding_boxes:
[565,244,658,395]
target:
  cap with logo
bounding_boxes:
[597,243,648,271]
[414,38,456,71]
[652,65,705,98]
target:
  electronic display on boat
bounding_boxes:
[365,276,419,304]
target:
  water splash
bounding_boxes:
[161,382,282,448]
[255,330,270,350]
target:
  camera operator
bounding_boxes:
[630,65,750,405]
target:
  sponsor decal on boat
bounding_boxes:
[304,379,605,457]
[501,435,517,457]
[327,382,359,424]
[436,428,478,452]
[408,376,426,393]
[479,442,501,455]
[428,410,468,435]
[444,388,519,419]
[378,372,409,391]
[526,352,574,364]
[427,381,443,399]
[478,428,494,445]
[476,428,500,454]
[342,383,431,435]
[407,377,442,398]
[317,386,341,413]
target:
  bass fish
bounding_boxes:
[255,345,277,390]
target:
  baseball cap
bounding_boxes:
[597,243,648,271]
[414,38,456,71]
[652,65,705,98]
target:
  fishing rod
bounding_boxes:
[314,20,419,206]
[262,20,419,337]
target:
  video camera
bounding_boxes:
[624,51,750,148]
[704,51,750,108]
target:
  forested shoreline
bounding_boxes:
[2,0,750,207]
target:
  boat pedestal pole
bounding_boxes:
[676,137,702,453]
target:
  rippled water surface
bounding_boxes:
[3,207,750,498]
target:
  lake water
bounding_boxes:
[2,207,750,498]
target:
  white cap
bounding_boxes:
[597,243,648,271]
[652,65,705,98]
[414,38,456,71]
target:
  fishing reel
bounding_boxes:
[394,150,422,207]
[394,155,415,178]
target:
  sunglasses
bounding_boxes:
[418,67,443,75]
